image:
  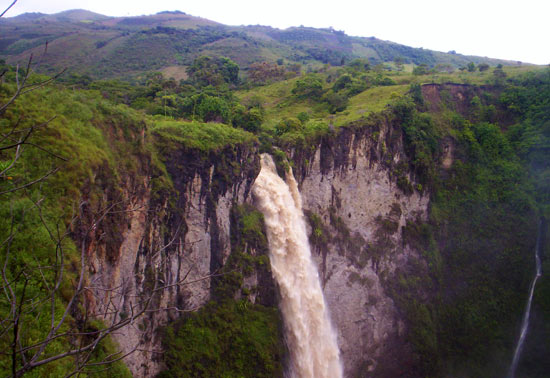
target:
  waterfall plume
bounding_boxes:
[252,154,343,378]
[507,218,544,378]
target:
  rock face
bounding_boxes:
[84,144,260,376]
[85,114,429,377]
[292,117,429,377]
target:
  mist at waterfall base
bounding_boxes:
[252,154,343,378]
[507,218,544,378]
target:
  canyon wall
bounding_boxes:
[85,112,431,377]
[292,115,429,377]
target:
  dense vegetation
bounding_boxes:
[389,69,550,377]
[160,204,284,378]
[159,300,283,378]
[0,66,146,377]
[1,10,549,376]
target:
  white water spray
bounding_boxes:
[507,219,544,378]
[252,154,343,378]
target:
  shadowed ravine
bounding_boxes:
[507,218,544,378]
[252,154,343,378]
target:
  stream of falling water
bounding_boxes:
[507,218,544,378]
[252,154,343,378]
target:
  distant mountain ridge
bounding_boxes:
[0,9,523,79]
[50,9,112,21]
[9,12,46,21]
[5,9,111,22]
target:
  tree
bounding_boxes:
[413,64,429,76]
[247,62,285,85]
[478,63,490,72]
[332,74,353,92]
[394,56,405,72]
[286,63,302,75]
[492,64,507,86]
[296,112,310,124]
[467,62,476,72]
[275,118,303,135]
[187,56,240,87]
[218,57,239,85]
[232,105,263,132]
[323,91,349,113]
[347,58,370,72]
[196,95,231,123]
[434,64,454,73]
[291,74,323,99]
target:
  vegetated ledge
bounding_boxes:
[150,119,260,197]
[278,103,427,200]
[420,82,514,126]
[151,119,258,152]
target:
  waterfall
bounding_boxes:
[252,154,343,378]
[507,219,544,378]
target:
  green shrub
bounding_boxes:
[323,90,349,114]
[160,300,283,378]
[291,74,323,99]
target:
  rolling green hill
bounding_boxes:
[0,9,524,80]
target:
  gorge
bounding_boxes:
[77,81,549,377]
[94,111,431,377]
[1,12,549,375]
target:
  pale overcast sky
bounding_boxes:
[2,0,549,64]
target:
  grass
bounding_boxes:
[237,68,409,131]
[151,119,257,152]
[332,84,409,126]
[384,64,548,86]
[236,77,326,128]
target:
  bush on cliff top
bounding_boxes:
[151,119,257,152]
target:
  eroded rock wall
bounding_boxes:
[292,117,429,377]
[85,144,259,376]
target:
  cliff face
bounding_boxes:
[292,116,429,377]
[85,113,429,377]
[84,144,260,376]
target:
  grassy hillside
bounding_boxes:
[0,9,526,80]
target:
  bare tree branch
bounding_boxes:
[1,193,218,377]
[0,0,17,18]
[0,167,60,195]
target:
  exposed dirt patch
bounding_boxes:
[421,83,478,115]
[441,137,454,170]
[161,65,189,81]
